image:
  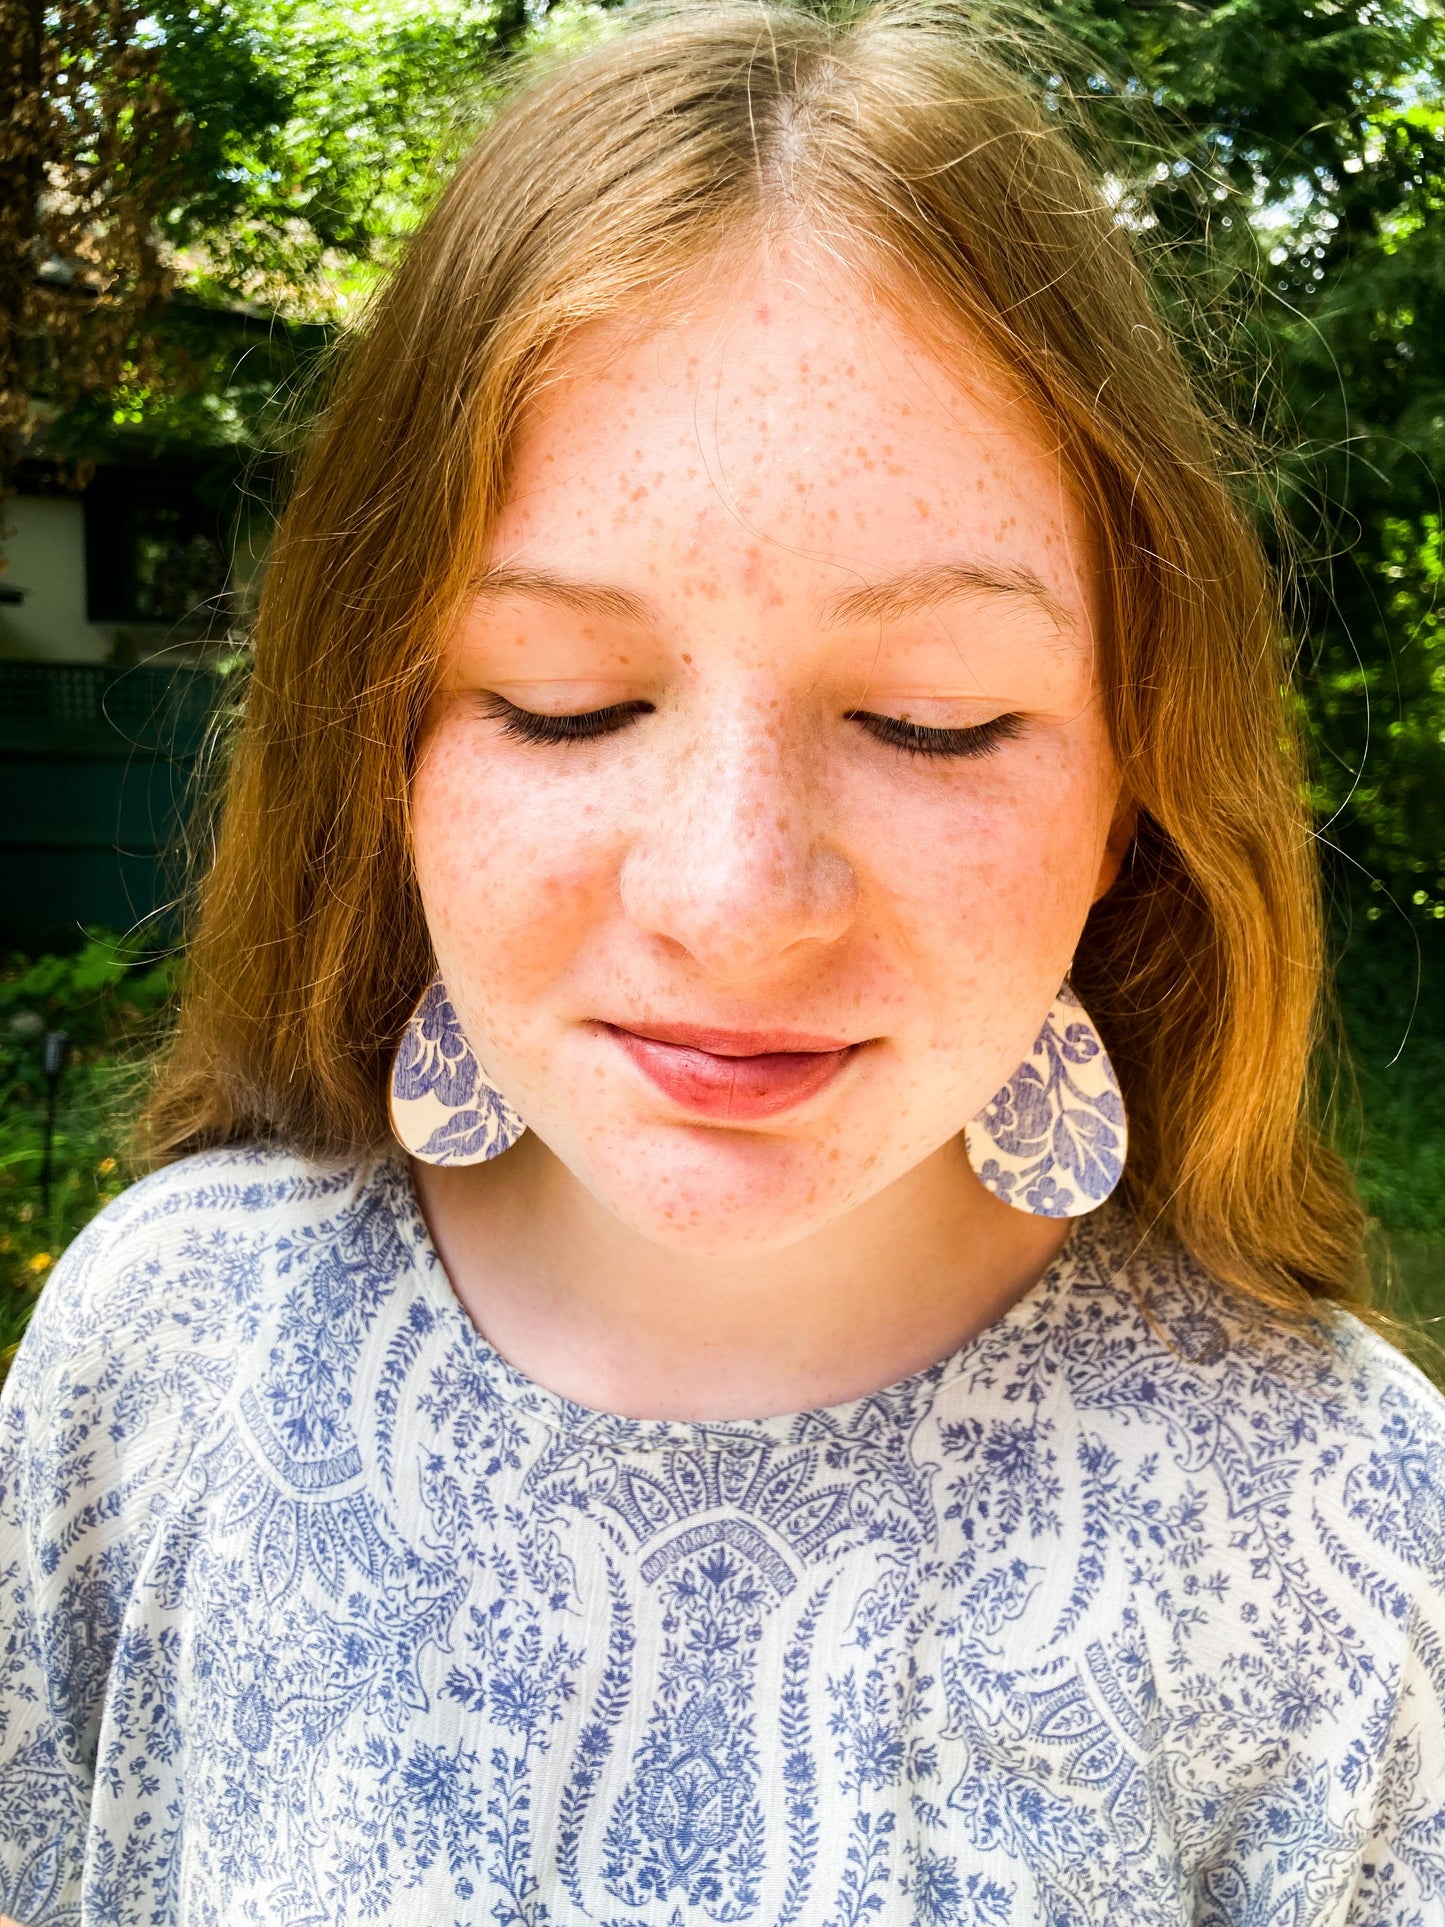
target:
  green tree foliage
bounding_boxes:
[992,0,1445,925]
[133,0,534,314]
[2,0,540,484]
[0,934,178,1371]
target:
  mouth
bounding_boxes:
[599,1021,864,1122]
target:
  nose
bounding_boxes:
[618,704,858,983]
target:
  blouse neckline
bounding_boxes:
[390,1154,1096,1456]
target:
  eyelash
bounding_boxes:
[478,695,655,744]
[844,710,1025,759]
[478,695,1024,760]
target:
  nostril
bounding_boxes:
[619,829,858,980]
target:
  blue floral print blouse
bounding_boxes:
[2,1147,1444,1927]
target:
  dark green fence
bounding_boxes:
[0,661,224,947]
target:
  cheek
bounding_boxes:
[847,734,1110,1010]
[411,725,613,1041]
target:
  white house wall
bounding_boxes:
[0,495,114,662]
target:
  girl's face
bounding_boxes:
[412,254,1129,1255]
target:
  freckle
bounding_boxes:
[682,653,693,665]
[914,499,931,520]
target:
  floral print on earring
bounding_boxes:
[389,980,526,1165]
[964,981,1126,1217]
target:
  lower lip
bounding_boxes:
[605,1028,858,1121]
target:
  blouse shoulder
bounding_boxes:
[1313,1306,1445,1618]
[6,1145,368,1418]
[1057,1212,1445,1625]
[0,1149,417,1920]
[1,1145,398,1510]
[0,1150,387,1765]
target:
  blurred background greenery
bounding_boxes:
[1,0,1442,1377]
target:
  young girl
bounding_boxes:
[3,5,1442,1922]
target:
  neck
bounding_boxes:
[413,1134,1071,1421]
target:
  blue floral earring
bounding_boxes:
[964,981,1126,1218]
[389,981,526,1166]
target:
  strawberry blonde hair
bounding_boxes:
[145,0,1368,1321]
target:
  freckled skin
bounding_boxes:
[410,249,1133,1421]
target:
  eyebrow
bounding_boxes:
[821,562,1076,633]
[472,558,1075,633]
[472,565,654,626]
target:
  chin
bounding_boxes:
[578,1129,873,1259]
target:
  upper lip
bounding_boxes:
[600,1020,859,1057]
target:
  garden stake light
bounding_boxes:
[40,1029,69,1217]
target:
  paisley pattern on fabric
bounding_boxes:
[965,982,1126,1217]
[2,1147,1444,1926]
[389,978,526,1165]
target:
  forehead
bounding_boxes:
[491,249,1098,638]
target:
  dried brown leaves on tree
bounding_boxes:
[0,0,192,498]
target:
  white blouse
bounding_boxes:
[1,1147,1443,1925]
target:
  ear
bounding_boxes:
[1091,791,1138,905]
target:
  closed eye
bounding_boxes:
[847,711,1025,759]
[477,694,654,744]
